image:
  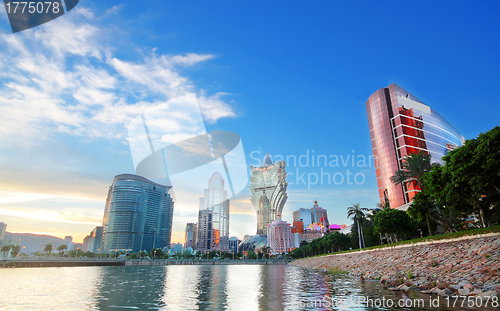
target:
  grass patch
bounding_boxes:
[327,266,348,275]
[299,225,500,259]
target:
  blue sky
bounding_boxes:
[0,1,499,243]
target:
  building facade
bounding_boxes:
[83,226,103,253]
[63,236,73,251]
[291,201,329,247]
[184,223,196,249]
[366,84,464,209]
[267,217,293,255]
[197,172,230,252]
[0,222,6,240]
[101,174,174,253]
[250,154,288,235]
[228,236,239,254]
[292,201,330,232]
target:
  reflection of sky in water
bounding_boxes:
[0,265,496,310]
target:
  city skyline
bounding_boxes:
[0,1,499,243]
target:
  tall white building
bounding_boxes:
[197,172,230,252]
[267,217,293,255]
[64,236,73,251]
[250,154,288,235]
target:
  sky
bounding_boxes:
[0,1,499,244]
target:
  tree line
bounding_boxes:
[291,125,500,258]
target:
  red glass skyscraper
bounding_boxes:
[366,84,464,209]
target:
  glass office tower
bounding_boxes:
[366,84,464,209]
[101,174,174,253]
[197,172,230,252]
[250,154,288,235]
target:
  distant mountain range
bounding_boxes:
[3,232,65,253]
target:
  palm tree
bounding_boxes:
[347,203,368,249]
[44,243,53,256]
[57,244,68,256]
[390,151,431,189]
[391,151,433,234]
[1,245,11,257]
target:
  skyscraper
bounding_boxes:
[64,236,73,251]
[228,236,239,254]
[197,172,230,252]
[250,154,288,235]
[366,84,464,209]
[184,223,195,249]
[85,226,103,253]
[101,174,174,253]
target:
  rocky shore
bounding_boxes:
[290,233,500,297]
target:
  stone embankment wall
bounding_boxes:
[290,234,500,297]
[125,260,287,266]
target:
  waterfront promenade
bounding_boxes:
[0,258,288,268]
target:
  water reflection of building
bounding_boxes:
[259,265,286,310]
[366,84,464,209]
[197,172,230,252]
[250,154,288,235]
[101,174,174,253]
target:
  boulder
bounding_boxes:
[463,282,475,290]
[469,289,483,296]
[438,288,452,296]
[458,288,470,296]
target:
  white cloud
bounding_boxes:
[104,5,125,16]
[0,6,236,145]
[0,6,240,240]
[198,92,236,124]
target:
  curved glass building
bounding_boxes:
[101,174,174,253]
[366,84,464,209]
[250,154,288,235]
[238,234,268,252]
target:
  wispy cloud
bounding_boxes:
[0,6,240,240]
[0,7,236,145]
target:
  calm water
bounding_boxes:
[0,265,497,310]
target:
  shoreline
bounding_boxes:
[290,233,500,298]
